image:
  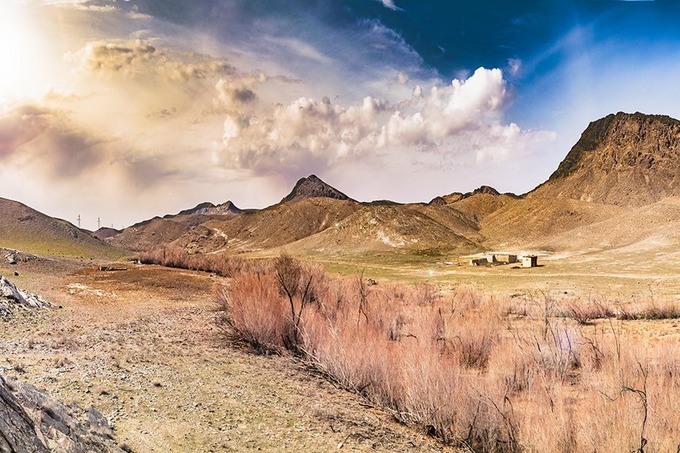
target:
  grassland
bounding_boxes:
[220,254,680,451]
[4,241,680,451]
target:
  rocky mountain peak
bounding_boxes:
[281,175,352,203]
[470,185,501,197]
[176,201,242,216]
[532,112,680,206]
[549,112,680,181]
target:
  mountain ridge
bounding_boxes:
[5,111,680,257]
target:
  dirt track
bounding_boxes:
[0,264,451,452]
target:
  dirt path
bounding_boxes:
[0,264,451,452]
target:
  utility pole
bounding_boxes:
[77,215,81,228]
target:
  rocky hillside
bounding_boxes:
[531,112,680,206]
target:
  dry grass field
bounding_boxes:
[128,248,680,451]
[0,260,450,452]
[219,254,680,451]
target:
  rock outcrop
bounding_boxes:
[0,374,124,453]
[0,276,55,318]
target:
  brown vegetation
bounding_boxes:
[217,255,680,452]
[138,246,260,277]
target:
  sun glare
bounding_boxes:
[0,2,51,102]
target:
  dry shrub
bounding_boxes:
[618,297,680,320]
[557,297,617,325]
[216,258,680,451]
[216,272,289,354]
[139,247,262,277]
[554,294,680,322]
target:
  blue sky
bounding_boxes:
[1,0,680,228]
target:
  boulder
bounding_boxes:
[0,276,55,318]
[4,252,17,265]
[0,374,124,453]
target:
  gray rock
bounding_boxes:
[4,252,16,265]
[0,276,55,318]
[0,374,124,452]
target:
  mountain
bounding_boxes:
[531,112,680,206]
[174,201,243,216]
[434,185,507,205]
[281,175,353,203]
[0,197,124,258]
[87,112,680,257]
[280,203,481,256]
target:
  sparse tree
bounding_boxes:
[274,252,314,351]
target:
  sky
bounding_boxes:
[2,0,680,230]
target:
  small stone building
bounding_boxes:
[468,258,489,266]
[521,255,538,268]
[496,254,517,264]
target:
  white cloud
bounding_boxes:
[378,0,402,11]
[68,39,238,82]
[507,58,522,77]
[215,67,553,178]
[1,1,560,227]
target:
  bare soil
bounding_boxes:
[0,262,452,452]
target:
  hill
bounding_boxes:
[280,203,481,256]
[170,198,361,254]
[0,197,124,259]
[531,112,680,206]
[108,217,192,252]
[91,112,680,259]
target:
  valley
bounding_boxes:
[3,112,680,451]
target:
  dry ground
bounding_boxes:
[0,262,452,452]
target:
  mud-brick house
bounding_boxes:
[520,255,538,268]
[496,254,517,264]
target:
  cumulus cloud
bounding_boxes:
[214,67,551,178]
[69,39,237,82]
[213,74,268,111]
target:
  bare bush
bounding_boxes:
[216,261,680,451]
[139,246,262,276]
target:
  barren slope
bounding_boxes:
[0,197,123,259]
[109,217,191,252]
[282,203,480,255]
[171,198,361,253]
[478,197,624,249]
[541,197,680,253]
